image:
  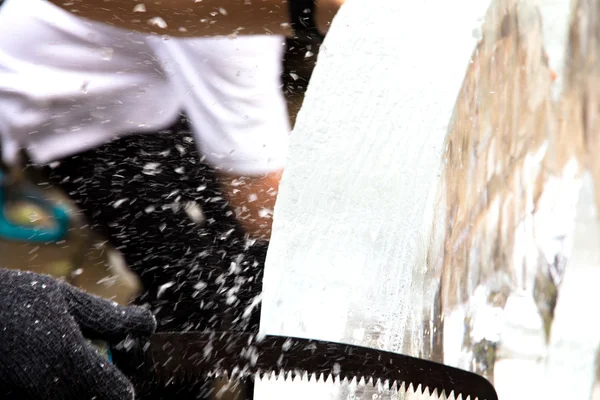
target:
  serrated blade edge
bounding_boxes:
[120,332,497,400]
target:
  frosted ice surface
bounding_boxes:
[257,0,493,398]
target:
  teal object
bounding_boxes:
[0,171,70,243]
[89,340,113,363]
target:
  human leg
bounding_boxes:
[48,35,293,330]
[151,35,291,240]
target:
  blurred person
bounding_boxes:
[0,0,293,241]
[0,0,344,398]
[0,0,289,329]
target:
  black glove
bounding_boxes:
[0,268,156,399]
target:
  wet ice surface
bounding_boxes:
[461,173,600,400]
[536,173,600,400]
[258,0,492,342]
[257,0,492,398]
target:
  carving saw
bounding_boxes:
[111,331,498,399]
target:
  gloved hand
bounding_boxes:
[0,268,156,399]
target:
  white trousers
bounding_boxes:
[0,0,290,175]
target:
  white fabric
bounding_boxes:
[0,0,290,175]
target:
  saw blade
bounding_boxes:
[117,332,497,400]
[254,373,463,400]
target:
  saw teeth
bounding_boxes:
[252,372,466,398]
[150,368,484,399]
